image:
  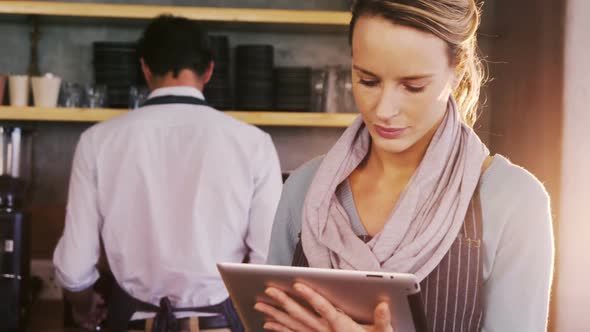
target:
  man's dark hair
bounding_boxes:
[138,15,213,78]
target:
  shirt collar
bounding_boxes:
[147,86,205,101]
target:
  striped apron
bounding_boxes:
[292,191,484,332]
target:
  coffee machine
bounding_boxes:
[0,126,33,331]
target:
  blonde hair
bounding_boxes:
[349,0,485,127]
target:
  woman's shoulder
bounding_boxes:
[283,156,325,202]
[480,154,550,204]
[266,156,326,266]
[479,154,552,246]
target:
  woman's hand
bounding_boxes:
[254,282,393,332]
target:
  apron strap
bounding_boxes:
[108,281,157,331]
[141,95,209,108]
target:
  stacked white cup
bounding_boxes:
[8,75,29,107]
[31,74,62,107]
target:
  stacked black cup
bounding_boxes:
[204,35,233,110]
[235,45,274,110]
[93,42,144,108]
[274,67,312,112]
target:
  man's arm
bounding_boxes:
[53,131,106,328]
[244,133,283,264]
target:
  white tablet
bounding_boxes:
[217,263,427,332]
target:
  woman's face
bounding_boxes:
[351,15,458,154]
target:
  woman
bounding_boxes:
[255,0,554,331]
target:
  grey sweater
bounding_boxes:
[267,155,554,332]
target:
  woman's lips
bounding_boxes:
[374,125,407,139]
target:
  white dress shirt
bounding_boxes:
[53,87,283,318]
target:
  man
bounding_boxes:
[53,16,282,332]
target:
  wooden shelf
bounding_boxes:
[0,1,351,26]
[0,106,357,127]
[228,110,357,127]
[0,2,354,127]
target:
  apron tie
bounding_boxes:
[151,297,180,332]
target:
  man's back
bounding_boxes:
[54,87,282,312]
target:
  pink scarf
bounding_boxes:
[301,99,488,281]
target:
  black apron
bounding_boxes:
[107,94,244,332]
[108,281,244,332]
[141,95,210,108]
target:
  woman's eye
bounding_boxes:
[358,79,379,87]
[405,84,426,93]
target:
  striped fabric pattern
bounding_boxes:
[420,192,483,332]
